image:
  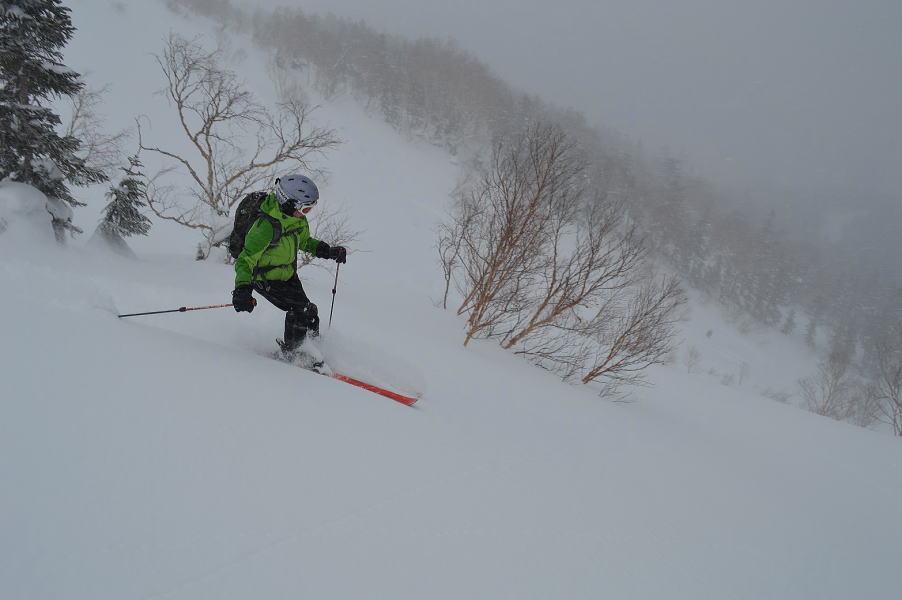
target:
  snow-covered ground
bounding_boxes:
[2,2,901,598]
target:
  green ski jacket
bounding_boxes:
[234,194,322,287]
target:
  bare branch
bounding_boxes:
[63,84,128,176]
[141,34,341,254]
[871,321,902,434]
[581,275,685,389]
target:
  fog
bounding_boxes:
[240,0,901,209]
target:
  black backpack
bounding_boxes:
[228,192,283,259]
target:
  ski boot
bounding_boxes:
[276,338,333,376]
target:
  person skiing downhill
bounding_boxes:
[231,174,346,366]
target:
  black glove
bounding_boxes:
[329,245,347,264]
[232,285,255,313]
[314,240,331,259]
[315,241,347,264]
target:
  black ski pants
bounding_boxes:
[253,274,319,351]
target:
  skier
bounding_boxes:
[231,174,347,366]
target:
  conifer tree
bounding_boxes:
[0,0,106,240]
[98,154,151,238]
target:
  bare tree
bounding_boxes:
[502,200,643,346]
[872,322,902,435]
[449,124,583,346]
[799,352,856,421]
[141,34,340,256]
[800,355,848,419]
[437,192,478,310]
[63,84,128,178]
[439,122,684,392]
[581,275,684,389]
[797,343,886,429]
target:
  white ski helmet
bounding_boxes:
[275,174,319,213]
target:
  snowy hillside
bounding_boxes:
[2,2,901,599]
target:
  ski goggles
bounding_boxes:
[276,186,317,214]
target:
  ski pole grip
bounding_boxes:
[224,299,256,309]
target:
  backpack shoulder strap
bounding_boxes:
[258,212,283,251]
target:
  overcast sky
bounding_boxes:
[238,0,901,203]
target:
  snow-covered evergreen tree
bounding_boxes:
[98,155,151,239]
[0,0,106,241]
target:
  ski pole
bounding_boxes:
[118,300,254,318]
[328,263,340,328]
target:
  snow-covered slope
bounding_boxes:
[2,2,901,599]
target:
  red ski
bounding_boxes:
[327,372,419,406]
[266,351,420,406]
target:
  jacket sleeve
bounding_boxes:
[299,220,322,255]
[234,219,275,287]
